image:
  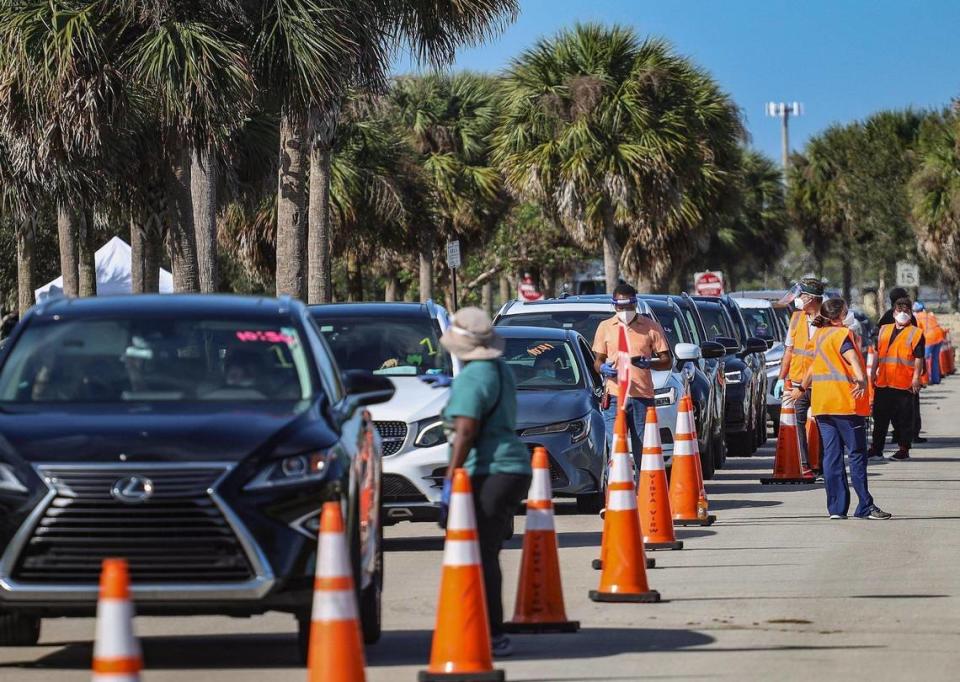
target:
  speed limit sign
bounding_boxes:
[896,262,919,288]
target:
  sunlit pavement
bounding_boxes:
[3,382,960,681]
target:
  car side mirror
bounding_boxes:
[714,336,739,354]
[674,342,701,371]
[341,370,395,407]
[744,337,768,355]
[700,341,726,360]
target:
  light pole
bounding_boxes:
[765,101,803,172]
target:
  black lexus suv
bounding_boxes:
[0,295,391,656]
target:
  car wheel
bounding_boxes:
[359,520,383,644]
[0,614,41,646]
[727,431,752,457]
[296,615,310,665]
[700,437,716,480]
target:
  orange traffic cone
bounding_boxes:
[806,417,822,473]
[760,398,815,484]
[92,559,142,682]
[670,395,716,527]
[589,410,660,604]
[307,501,366,682]
[593,411,655,571]
[420,469,503,682]
[504,447,579,634]
[637,407,683,550]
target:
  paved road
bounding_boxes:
[3,381,960,681]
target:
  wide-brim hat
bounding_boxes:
[440,307,505,361]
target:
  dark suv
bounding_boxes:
[0,295,391,656]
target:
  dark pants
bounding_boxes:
[892,392,922,441]
[794,387,813,468]
[818,415,874,517]
[471,473,531,637]
[927,343,942,384]
[871,387,914,453]
[603,395,655,470]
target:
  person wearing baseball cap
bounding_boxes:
[777,277,825,474]
[439,307,531,657]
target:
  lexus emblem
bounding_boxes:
[111,475,154,504]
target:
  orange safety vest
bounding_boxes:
[810,326,869,417]
[786,310,815,383]
[875,324,922,391]
[916,311,946,345]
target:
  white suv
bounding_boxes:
[310,301,460,524]
[494,296,684,463]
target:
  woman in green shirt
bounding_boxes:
[440,307,531,658]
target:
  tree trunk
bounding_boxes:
[16,218,35,315]
[56,202,79,297]
[602,221,620,294]
[168,141,201,292]
[384,272,399,302]
[130,214,146,294]
[481,280,493,317]
[308,103,338,304]
[275,108,308,300]
[499,275,510,307]
[191,147,219,293]
[841,253,853,302]
[876,270,886,318]
[345,252,363,302]
[542,268,557,299]
[419,237,434,302]
[78,207,96,297]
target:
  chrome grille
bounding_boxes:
[374,421,408,456]
[13,467,254,584]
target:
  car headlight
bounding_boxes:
[244,451,331,491]
[654,387,677,406]
[414,417,446,448]
[0,463,27,494]
[724,370,742,384]
[521,415,590,444]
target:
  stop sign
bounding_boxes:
[694,271,724,296]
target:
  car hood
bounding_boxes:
[515,390,593,430]
[364,377,450,423]
[0,402,318,464]
[651,369,672,390]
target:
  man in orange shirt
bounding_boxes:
[592,283,673,467]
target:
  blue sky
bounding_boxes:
[397,0,960,163]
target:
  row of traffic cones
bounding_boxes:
[89,391,715,682]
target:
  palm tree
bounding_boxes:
[0,135,38,314]
[494,23,743,293]
[910,106,960,309]
[391,73,504,302]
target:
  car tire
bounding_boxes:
[576,492,603,514]
[727,431,752,457]
[0,614,41,646]
[296,615,310,665]
[359,520,383,645]
[700,437,716,480]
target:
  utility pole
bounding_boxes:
[765,102,804,172]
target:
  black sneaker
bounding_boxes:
[491,634,514,658]
[866,449,884,459]
[861,506,892,520]
[890,450,910,460]
[914,436,928,443]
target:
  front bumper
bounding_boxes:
[0,462,330,617]
[380,443,445,524]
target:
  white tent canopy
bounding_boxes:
[35,236,173,303]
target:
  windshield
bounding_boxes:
[0,317,314,403]
[502,338,582,390]
[698,305,733,341]
[497,311,613,344]
[650,307,689,348]
[739,307,779,341]
[773,306,792,336]
[313,315,451,376]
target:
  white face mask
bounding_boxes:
[793,297,805,310]
[843,311,856,327]
[617,310,637,324]
[894,311,911,325]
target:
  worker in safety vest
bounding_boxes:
[775,277,824,472]
[868,297,924,461]
[914,302,945,385]
[791,298,891,520]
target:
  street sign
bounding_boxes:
[446,240,461,269]
[517,274,543,302]
[896,261,919,288]
[694,271,725,296]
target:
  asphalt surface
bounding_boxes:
[3,380,960,681]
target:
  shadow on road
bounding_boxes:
[708,498,782,511]
[708,483,820,496]
[366,627,716,667]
